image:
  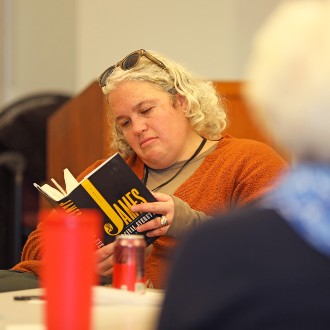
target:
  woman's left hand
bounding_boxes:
[132,192,174,237]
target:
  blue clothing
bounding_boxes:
[264,163,330,259]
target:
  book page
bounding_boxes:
[64,168,79,194]
[33,168,79,202]
[33,183,66,201]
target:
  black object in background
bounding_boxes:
[0,93,71,269]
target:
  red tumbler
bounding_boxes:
[40,209,101,330]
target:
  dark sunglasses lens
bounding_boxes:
[122,53,140,70]
[99,66,115,86]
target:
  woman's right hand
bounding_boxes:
[95,241,115,276]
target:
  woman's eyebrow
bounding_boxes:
[133,100,155,111]
[115,100,157,121]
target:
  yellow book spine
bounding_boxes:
[81,179,124,235]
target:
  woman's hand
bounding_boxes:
[95,192,174,275]
[132,192,175,237]
[95,241,115,276]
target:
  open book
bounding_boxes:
[34,153,159,247]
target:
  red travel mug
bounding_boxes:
[40,209,101,330]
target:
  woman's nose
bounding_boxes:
[131,117,147,135]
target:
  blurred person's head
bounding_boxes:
[244,0,330,163]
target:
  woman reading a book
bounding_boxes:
[3,49,287,292]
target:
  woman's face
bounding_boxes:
[107,80,197,169]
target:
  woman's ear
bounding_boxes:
[174,94,188,111]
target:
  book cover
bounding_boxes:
[34,153,159,247]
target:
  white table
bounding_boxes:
[0,286,163,330]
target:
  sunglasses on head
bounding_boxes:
[98,49,167,87]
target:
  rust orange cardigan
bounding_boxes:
[12,136,287,288]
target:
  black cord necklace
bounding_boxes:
[142,138,207,191]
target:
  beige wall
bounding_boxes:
[76,0,281,91]
[1,0,283,107]
[1,0,76,106]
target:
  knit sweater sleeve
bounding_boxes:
[158,137,288,239]
[172,137,288,228]
[11,216,47,274]
[225,139,288,208]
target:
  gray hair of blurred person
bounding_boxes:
[244,0,330,163]
[101,50,227,157]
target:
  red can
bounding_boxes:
[113,234,146,293]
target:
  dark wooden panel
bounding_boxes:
[46,82,110,189]
[215,81,269,142]
[215,81,289,160]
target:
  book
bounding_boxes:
[34,153,159,247]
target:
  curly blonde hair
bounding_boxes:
[101,50,227,157]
